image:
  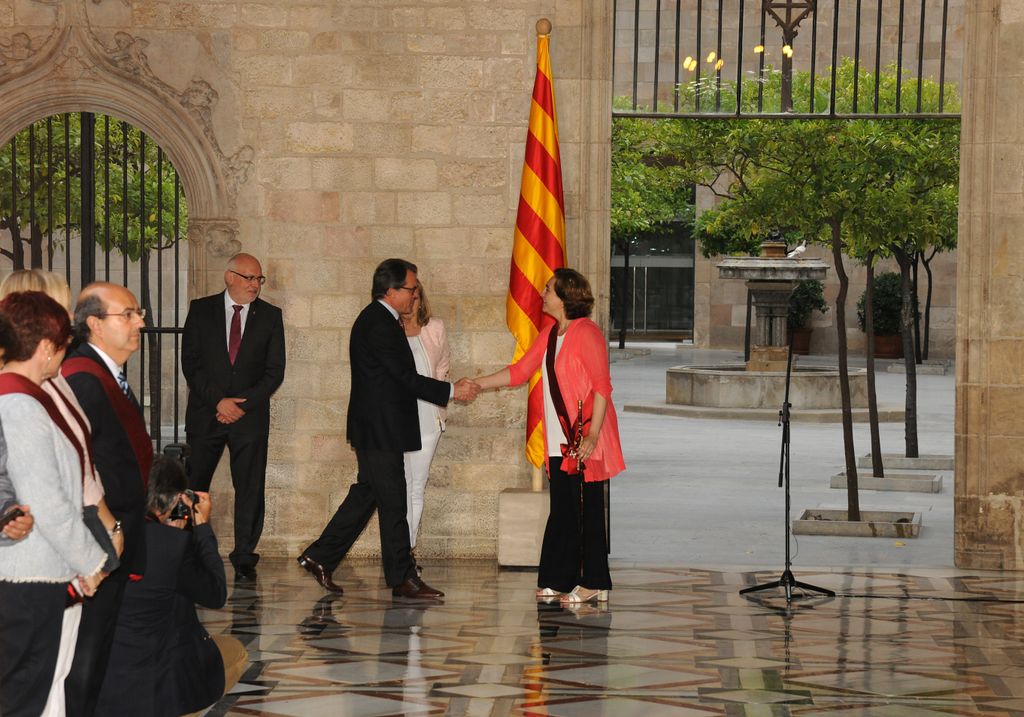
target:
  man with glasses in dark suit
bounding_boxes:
[298,258,478,598]
[63,283,154,717]
[181,252,286,583]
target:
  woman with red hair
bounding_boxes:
[0,291,110,717]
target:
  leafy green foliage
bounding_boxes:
[611,98,695,246]
[857,271,918,335]
[613,60,959,261]
[0,113,188,270]
[788,279,829,330]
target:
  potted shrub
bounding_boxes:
[857,271,913,358]
[787,279,828,355]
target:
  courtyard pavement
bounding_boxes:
[607,343,956,571]
[197,344,1024,717]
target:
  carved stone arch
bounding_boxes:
[0,24,251,290]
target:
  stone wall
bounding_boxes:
[0,0,612,560]
[954,0,1024,569]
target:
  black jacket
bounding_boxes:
[181,292,286,437]
[95,520,227,717]
[64,343,149,575]
[346,301,450,451]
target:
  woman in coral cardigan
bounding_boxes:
[474,268,625,604]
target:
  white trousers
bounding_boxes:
[42,603,82,717]
[404,429,442,548]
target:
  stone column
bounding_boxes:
[749,281,796,348]
[955,0,1024,569]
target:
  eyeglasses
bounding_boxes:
[101,308,146,321]
[230,270,267,285]
[397,285,420,294]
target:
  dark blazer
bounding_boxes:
[64,343,149,575]
[96,521,227,717]
[181,293,286,437]
[346,301,451,452]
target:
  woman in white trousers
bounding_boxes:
[398,282,450,559]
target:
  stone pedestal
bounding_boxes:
[749,280,796,352]
[497,488,548,568]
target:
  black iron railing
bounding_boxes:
[614,0,961,119]
[0,111,189,448]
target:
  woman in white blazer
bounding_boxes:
[398,282,450,559]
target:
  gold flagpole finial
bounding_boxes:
[536,18,552,36]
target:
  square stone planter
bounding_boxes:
[792,509,922,538]
[830,472,942,493]
[857,453,953,471]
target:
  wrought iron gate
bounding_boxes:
[0,111,189,449]
[614,0,962,119]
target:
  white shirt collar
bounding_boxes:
[88,343,124,379]
[224,290,252,311]
[377,299,399,320]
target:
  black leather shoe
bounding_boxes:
[392,575,444,599]
[235,565,257,582]
[297,554,344,594]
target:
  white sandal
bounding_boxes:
[560,586,609,604]
[536,587,563,600]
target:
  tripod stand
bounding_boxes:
[740,335,834,603]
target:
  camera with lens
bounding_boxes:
[167,488,197,523]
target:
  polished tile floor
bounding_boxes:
[199,558,1024,716]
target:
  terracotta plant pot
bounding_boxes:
[873,334,903,359]
[790,327,812,355]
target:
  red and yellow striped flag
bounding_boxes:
[506,25,566,468]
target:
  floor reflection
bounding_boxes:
[196,560,1024,716]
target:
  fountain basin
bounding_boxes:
[667,364,867,410]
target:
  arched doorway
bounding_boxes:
[0,111,190,448]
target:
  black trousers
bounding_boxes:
[303,448,414,587]
[65,572,127,717]
[187,427,268,569]
[0,581,66,717]
[538,457,612,594]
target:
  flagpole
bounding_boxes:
[531,16,551,494]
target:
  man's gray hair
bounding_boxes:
[73,293,105,342]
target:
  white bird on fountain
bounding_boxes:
[786,240,807,259]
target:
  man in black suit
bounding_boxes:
[63,283,154,717]
[298,258,478,598]
[181,252,285,582]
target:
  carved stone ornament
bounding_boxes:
[0,13,253,211]
[0,30,57,78]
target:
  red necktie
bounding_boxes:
[228,305,243,364]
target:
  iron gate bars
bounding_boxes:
[613,0,961,119]
[0,111,188,450]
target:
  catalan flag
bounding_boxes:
[506,25,566,468]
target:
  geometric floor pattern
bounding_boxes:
[199,559,1024,716]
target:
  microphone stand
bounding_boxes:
[740,331,834,603]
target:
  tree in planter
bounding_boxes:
[787,279,828,354]
[856,269,918,477]
[847,119,959,459]
[661,63,957,522]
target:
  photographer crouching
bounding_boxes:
[95,454,247,716]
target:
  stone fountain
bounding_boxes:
[658,240,876,420]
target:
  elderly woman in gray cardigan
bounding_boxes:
[0,293,108,717]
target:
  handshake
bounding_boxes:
[453,377,482,402]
